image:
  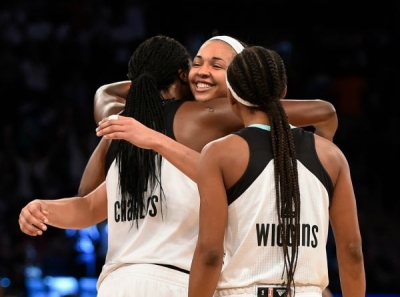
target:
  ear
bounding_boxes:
[228,91,236,106]
[282,85,287,98]
[178,69,189,83]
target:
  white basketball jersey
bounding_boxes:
[218,127,332,292]
[97,158,198,287]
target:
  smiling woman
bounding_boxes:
[188,36,245,102]
[1,0,397,295]
[188,45,364,297]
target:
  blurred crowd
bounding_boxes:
[0,0,399,296]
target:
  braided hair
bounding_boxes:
[226,46,300,296]
[116,35,191,227]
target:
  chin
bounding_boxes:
[194,93,214,102]
[195,97,210,102]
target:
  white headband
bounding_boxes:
[208,35,244,53]
[226,76,258,107]
[209,36,254,106]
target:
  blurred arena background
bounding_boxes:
[0,1,399,296]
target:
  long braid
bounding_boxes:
[116,35,191,228]
[227,46,301,296]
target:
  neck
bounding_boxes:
[241,111,270,127]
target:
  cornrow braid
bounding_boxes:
[227,46,300,296]
[116,35,191,228]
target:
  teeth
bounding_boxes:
[196,83,211,89]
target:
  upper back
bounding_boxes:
[226,127,334,203]
[215,127,334,289]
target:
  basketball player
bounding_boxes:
[188,46,365,297]
[20,34,196,296]
[87,35,337,189]
[19,35,338,296]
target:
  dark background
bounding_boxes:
[1,0,400,296]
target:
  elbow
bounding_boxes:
[316,99,337,119]
[314,100,338,141]
[197,244,224,268]
[204,251,224,267]
[324,100,337,116]
[325,100,338,127]
[338,240,364,267]
[328,104,338,125]
[347,241,364,264]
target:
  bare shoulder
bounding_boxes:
[178,98,231,116]
[174,99,243,152]
[201,133,237,153]
[314,134,349,185]
[201,133,245,159]
[201,133,249,188]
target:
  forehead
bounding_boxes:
[195,40,237,62]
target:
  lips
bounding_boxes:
[195,82,212,91]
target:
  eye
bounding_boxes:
[192,58,202,67]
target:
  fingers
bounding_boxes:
[96,127,124,139]
[98,114,123,126]
[96,115,126,138]
[108,114,119,121]
[19,204,49,236]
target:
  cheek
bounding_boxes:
[188,69,195,82]
[188,71,196,90]
[214,73,228,97]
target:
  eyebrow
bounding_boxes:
[195,55,226,62]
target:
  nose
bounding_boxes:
[196,64,211,77]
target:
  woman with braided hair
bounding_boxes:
[19,35,338,296]
[19,34,196,296]
[90,34,337,186]
[188,46,365,297]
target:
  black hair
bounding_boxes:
[116,35,191,227]
[227,46,300,296]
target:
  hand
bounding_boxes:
[96,115,161,150]
[19,200,49,236]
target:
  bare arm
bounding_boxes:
[19,182,108,235]
[96,116,200,181]
[78,81,127,196]
[94,82,337,140]
[94,99,338,182]
[329,155,365,296]
[316,136,365,296]
[282,99,338,141]
[94,81,130,124]
[189,142,227,297]
[93,80,337,141]
[78,137,110,196]
[80,80,129,196]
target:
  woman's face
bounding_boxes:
[189,40,237,102]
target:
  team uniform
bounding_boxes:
[97,100,199,296]
[215,126,333,297]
